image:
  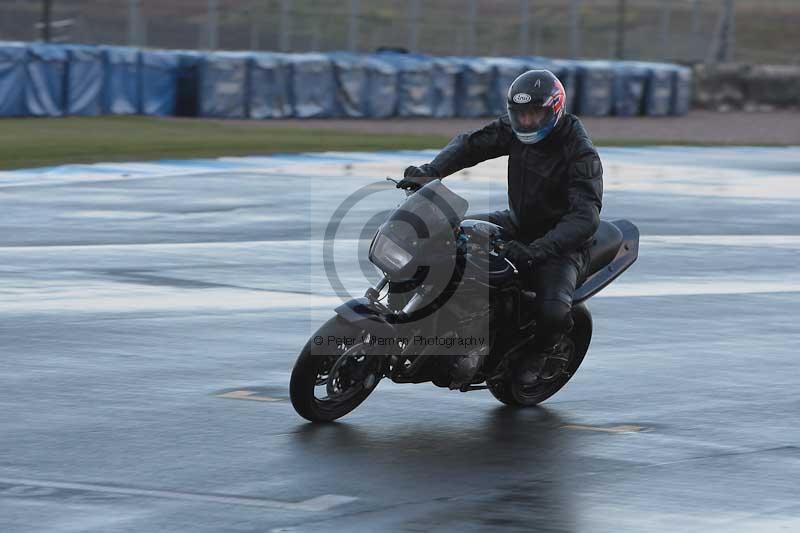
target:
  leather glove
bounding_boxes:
[397,164,439,191]
[503,240,548,271]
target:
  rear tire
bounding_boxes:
[489,303,592,407]
[290,316,385,422]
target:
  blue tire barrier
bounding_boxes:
[250,52,293,119]
[199,51,250,119]
[456,57,492,118]
[102,46,140,115]
[329,52,370,118]
[363,55,398,119]
[671,65,692,116]
[141,50,179,116]
[612,62,650,117]
[375,52,435,118]
[175,50,203,117]
[0,42,27,117]
[573,60,615,117]
[431,57,460,118]
[0,41,694,120]
[291,53,336,118]
[25,43,67,117]
[642,62,675,116]
[64,45,105,116]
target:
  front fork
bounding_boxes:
[366,275,450,383]
[363,275,388,302]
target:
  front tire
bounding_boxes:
[489,303,592,407]
[290,316,385,422]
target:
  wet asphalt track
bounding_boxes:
[1,147,800,532]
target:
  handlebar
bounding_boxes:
[386,176,418,197]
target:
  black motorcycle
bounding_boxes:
[290,179,638,422]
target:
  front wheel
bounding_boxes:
[290,316,385,422]
[489,303,593,407]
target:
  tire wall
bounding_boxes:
[0,40,714,119]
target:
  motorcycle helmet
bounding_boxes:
[506,69,566,144]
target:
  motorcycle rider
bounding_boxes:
[398,69,603,386]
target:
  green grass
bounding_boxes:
[0,116,789,171]
[0,116,451,170]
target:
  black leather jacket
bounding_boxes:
[422,113,603,258]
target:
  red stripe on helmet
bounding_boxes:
[552,81,565,114]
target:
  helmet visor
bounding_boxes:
[507,104,555,135]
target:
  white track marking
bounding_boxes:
[1,233,799,312]
[562,424,646,434]
[643,235,800,247]
[3,148,799,199]
[596,280,800,298]
[216,390,284,402]
[0,477,357,511]
[0,286,342,313]
[0,234,799,255]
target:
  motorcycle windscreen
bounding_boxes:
[370,180,468,279]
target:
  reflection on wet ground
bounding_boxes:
[1,148,799,532]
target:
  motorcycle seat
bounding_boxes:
[585,220,624,277]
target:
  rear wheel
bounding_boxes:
[290,316,385,422]
[489,303,592,407]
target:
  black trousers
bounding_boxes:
[469,209,590,349]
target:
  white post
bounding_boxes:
[519,0,530,55]
[279,0,291,52]
[408,0,421,52]
[127,0,141,46]
[690,0,701,61]
[466,0,478,56]
[707,0,735,63]
[660,0,672,60]
[615,0,626,60]
[727,0,736,61]
[348,0,360,52]
[569,0,581,59]
[249,11,259,51]
[533,1,543,55]
[207,0,219,50]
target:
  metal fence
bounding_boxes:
[1,0,798,64]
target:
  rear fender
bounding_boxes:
[574,219,639,304]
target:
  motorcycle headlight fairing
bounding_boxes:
[369,233,413,275]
